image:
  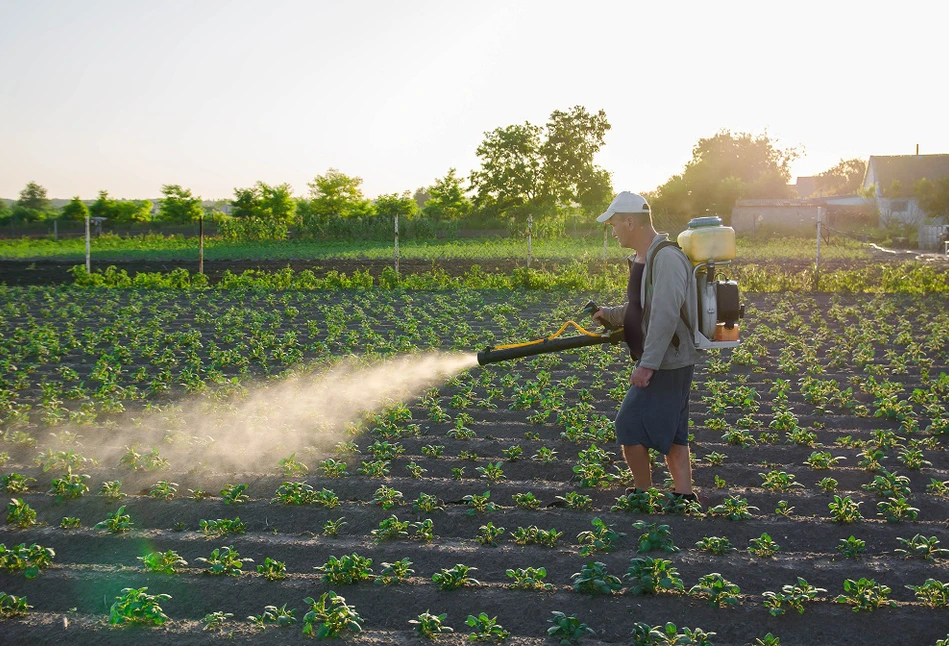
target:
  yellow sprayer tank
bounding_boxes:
[677,216,736,264]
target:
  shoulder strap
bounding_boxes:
[643,240,692,348]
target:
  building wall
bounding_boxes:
[731,205,819,235]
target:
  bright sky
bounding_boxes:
[1,0,946,201]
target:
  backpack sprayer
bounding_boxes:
[477,217,743,366]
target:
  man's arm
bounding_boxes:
[592,304,626,329]
[638,248,689,370]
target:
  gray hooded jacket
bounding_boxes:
[598,234,699,370]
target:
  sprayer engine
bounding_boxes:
[693,261,744,349]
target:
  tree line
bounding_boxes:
[9,107,939,238]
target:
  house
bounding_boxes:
[731,196,872,236]
[862,154,949,227]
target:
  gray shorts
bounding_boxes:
[614,365,694,454]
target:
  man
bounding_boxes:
[590,191,699,504]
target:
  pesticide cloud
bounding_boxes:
[116,351,481,473]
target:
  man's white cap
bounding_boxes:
[596,191,651,223]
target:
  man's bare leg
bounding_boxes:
[621,444,652,490]
[665,443,693,494]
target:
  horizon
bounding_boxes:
[1,0,947,202]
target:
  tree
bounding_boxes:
[814,158,866,196]
[159,185,203,223]
[89,190,117,221]
[374,191,418,220]
[914,177,949,219]
[61,196,90,222]
[306,169,373,218]
[112,200,152,223]
[17,181,51,212]
[650,130,798,225]
[469,122,544,219]
[422,168,471,220]
[540,106,612,216]
[0,199,11,222]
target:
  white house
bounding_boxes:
[862,154,949,227]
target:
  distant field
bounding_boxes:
[0,233,872,263]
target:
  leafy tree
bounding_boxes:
[412,186,431,211]
[650,130,798,226]
[159,185,203,223]
[914,177,949,219]
[815,158,866,196]
[374,191,418,220]
[0,199,10,221]
[423,168,472,220]
[90,190,117,221]
[231,182,296,223]
[306,169,373,218]
[469,122,544,220]
[17,181,51,212]
[113,200,152,223]
[540,106,612,216]
[61,197,90,222]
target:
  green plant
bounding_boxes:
[410,610,453,639]
[476,522,505,547]
[220,483,249,504]
[476,461,506,483]
[0,592,32,618]
[556,491,593,510]
[762,578,826,616]
[753,634,781,646]
[413,492,445,513]
[108,587,171,627]
[256,557,287,580]
[828,495,863,523]
[1,473,35,494]
[315,553,374,585]
[322,517,346,537]
[248,604,296,628]
[571,561,622,596]
[512,491,541,509]
[630,622,715,646]
[463,490,498,514]
[195,545,251,577]
[547,611,595,644]
[0,543,55,578]
[818,477,839,493]
[837,535,866,559]
[511,525,562,548]
[577,517,625,556]
[199,517,246,537]
[834,577,895,612]
[748,533,780,557]
[432,564,480,590]
[5,498,36,528]
[624,557,684,595]
[466,612,509,643]
[376,558,414,585]
[876,495,919,522]
[505,567,551,591]
[319,458,349,477]
[94,506,132,533]
[905,579,949,608]
[371,485,403,510]
[632,520,678,553]
[59,516,81,529]
[611,488,664,513]
[774,500,794,517]
[502,445,522,461]
[895,534,948,560]
[138,550,187,575]
[689,573,741,607]
[148,480,178,501]
[707,495,757,520]
[278,452,308,476]
[695,536,735,555]
[759,470,802,492]
[201,610,234,631]
[302,591,363,639]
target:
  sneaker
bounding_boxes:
[673,491,702,509]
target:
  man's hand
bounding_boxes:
[630,366,654,388]
[591,308,608,326]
